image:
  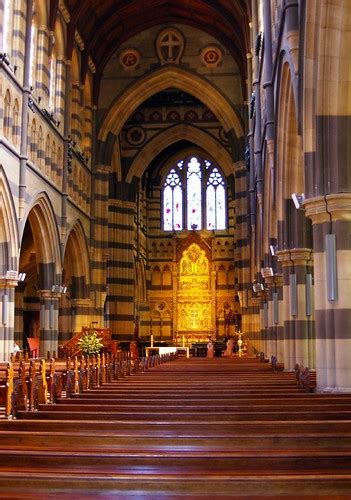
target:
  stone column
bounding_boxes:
[71,298,91,334]
[91,163,110,326]
[247,297,261,354]
[39,290,60,356]
[107,199,135,339]
[71,83,82,148]
[0,277,16,361]
[14,282,25,347]
[265,275,283,361]
[172,261,178,341]
[305,194,351,391]
[36,26,50,101]
[277,248,314,371]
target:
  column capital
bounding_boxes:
[265,274,283,288]
[109,199,136,210]
[39,290,61,300]
[233,160,246,172]
[250,296,263,307]
[303,194,351,224]
[95,163,112,175]
[0,278,18,289]
[276,248,313,265]
[71,298,91,308]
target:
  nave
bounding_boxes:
[0,357,350,497]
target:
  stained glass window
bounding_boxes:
[163,169,183,231]
[206,167,226,229]
[187,157,202,230]
[163,157,226,231]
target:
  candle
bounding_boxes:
[150,334,154,347]
[182,335,185,347]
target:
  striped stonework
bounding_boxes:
[71,83,82,146]
[84,104,93,159]
[0,278,16,362]
[55,58,66,130]
[107,200,136,339]
[247,298,262,354]
[91,164,110,324]
[70,298,91,335]
[12,0,26,82]
[265,274,283,362]
[14,282,25,347]
[36,27,50,101]
[234,161,250,335]
[39,290,60,357]
[277,248,315,371]
[304,194,351,392]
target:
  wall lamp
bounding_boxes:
[292,193,305,209]
[4,270,26,282]
[261,267,274,278]
[51,285,67,293]
[253,282,264,293]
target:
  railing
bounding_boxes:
[58,327,112,358]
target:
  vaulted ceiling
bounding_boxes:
[62,0,251,82]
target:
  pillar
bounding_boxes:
[0,277,16,361]
[305,195,351,391]
[71,298,91,334]
[108,199,135,339]
[39,290,60,356]
[277,248,314,371]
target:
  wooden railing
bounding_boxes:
[58,327,112,358]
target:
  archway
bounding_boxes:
[99,66,244,142]
[18,194,62,356]
[60,221,91,343]
[126,124,234,183]
[0,167,20,360]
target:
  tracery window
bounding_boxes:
[162,155,226,231]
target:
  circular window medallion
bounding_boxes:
[119,48,140,70]
[201,46,222,68]
[126,126,146,146]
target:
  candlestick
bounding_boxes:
[150,334,154,348]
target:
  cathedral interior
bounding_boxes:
[1,0,351,394]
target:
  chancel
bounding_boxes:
[1,0,351,496]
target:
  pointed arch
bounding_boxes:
[276,59,303,231]
[99,66,244,141]
[0,166,19,275]
[126,123,233,182]
[22,192,62,279]
[63,220,91,289]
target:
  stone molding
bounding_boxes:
[276,248,313,265]
[303,194,351,224]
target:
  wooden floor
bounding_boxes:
[0,356,351,497]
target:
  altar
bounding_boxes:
[145,346,190,358]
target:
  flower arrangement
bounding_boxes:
[78,330,104,356]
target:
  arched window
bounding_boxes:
[4,90,11,139]
[37,126,43,168]
[162,155,226,231]
[30,119,36,161]
[206,167,226,230]
[12,99,20,146]
[163,168,183,231]
[187,157,202,230]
